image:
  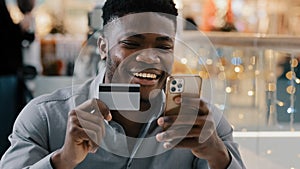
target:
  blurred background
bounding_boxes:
[6,0,300,36]
[2,0,300,168]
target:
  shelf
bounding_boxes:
[181,31,300,52]
[233,131,300,138]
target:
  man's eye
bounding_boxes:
[157,45,173,50]
[120,41,140,48]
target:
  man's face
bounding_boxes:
[102,13,176,101]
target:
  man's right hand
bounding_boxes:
[51,99,112,169]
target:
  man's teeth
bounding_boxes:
[133,72,157,79]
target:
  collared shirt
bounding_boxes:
[0,64,245,169]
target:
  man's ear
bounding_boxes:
[97,35,108,60]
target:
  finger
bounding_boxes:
[82,138,98,153]
[76,115,105,138]
[75,109,105,136]
[156,127,203,142]
[164,100,209,117]
[95,99,112,121]
[76,99,112,121]
[81,140,98,153]
[68,122,92,142]
[158,115,208,128]
[76,99,98,112]
[164,106,181,116]
[68,110,105,143]
[198,129,215,144]
[169,130,217,149]
[72,125,101,151]
[172,138,200,148]
[89,144,99,153]
[75,109,104,125]
[68,110,86,130]
[83,128,103,147]
[161,138,199,149]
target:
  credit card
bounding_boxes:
[98,83,140,110]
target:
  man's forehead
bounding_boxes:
[123,32,174,41]
[104,12,176,38]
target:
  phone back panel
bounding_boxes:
[165,74,202,114]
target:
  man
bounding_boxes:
[0,0,245,168]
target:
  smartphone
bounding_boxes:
[164,74,202,115]
[98,83,140,110]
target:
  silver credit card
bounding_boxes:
[98,83,140,110]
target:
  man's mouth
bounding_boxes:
[129,70,163,86]
[132,72,159,80]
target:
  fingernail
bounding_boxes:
[107,111,112,121]
[156,133,164,142]
[89,147,98,153]
[164,142,172,149]
[92,148,98,153]
[157,117,164,126]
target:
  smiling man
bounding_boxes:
[0,0,245,169]
[101,12,175,111]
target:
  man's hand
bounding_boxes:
[51,99,112,169]
[156,97,230,169]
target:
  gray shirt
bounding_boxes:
[0,68,245,169]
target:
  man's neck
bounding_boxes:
[104,79,163,138]
[111,100,152,138]
[111,111,145,138]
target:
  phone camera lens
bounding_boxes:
[171,80,177,85]
[177,83,182,88]
[171,87,176,92]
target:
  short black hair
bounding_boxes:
[102,0,178,26]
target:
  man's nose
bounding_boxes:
[136,49,160,64]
